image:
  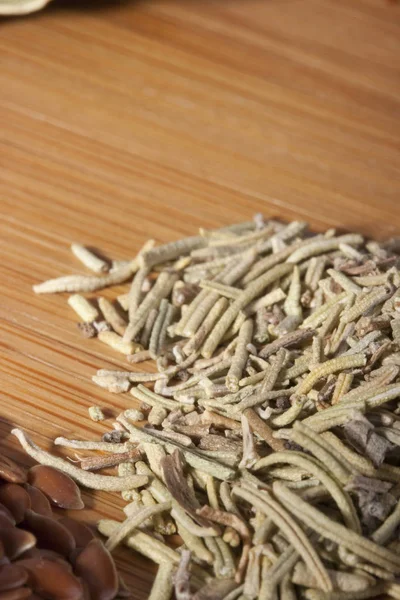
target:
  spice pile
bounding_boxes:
[12,217,400,599]
[0,451,126,599]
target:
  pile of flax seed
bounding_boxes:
[14,217,400,600]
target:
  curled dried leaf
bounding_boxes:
[161,451,220,534]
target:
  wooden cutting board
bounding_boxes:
[1,0,399,596]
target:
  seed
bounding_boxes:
[0,563,29,591]
[24,483,52,517]
[28,465,84,510]
[0,453,27,484]
[0,455,125,600]
[58,516,95,548]
[74,539,119,600]
[19,557,83,598]
[0,484,31,524]
[24,509,76,556]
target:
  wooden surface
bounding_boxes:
[1,0,400,596]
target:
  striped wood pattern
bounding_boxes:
[1,0,399,595]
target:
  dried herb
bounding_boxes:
[25,218,400,595]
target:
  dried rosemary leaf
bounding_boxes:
[202,263,294,358]
[33,262,134,294]
[27,218,400,596]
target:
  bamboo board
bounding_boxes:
[1,0,399,596]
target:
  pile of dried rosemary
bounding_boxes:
[14,217,400,599]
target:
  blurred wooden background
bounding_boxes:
[1,0,399,596]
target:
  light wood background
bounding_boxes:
[1,0,400,596]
